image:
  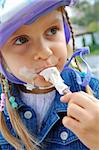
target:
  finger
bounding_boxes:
[80,91,99,103]
[76,91,99,109]
[60,92,72,103]
[61,92,96,110]
[62,116,81,135]
[67,103,89,123]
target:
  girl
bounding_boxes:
[0,0,99,150]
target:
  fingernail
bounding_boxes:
[60,96,65,102]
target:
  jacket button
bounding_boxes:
[60,131,68,141]
[24,111,32,119]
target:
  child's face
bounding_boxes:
[1,10,68,88]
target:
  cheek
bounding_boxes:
[7,63,34,83]
[52,42,67,67]
[1,53,32,79]
[53,34,67,59]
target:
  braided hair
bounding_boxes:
[62,7,93,95]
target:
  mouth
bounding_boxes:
[36,65,57,74]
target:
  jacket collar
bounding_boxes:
[4,68,82,143]
[37,91,68,143]
[3,84,68,143]
[37,68,83,143]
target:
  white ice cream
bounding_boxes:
[19,66,37,80]
[40,67,70,94]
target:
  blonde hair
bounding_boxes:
[0,6,93,150]
[0,76,39,150]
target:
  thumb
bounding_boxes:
[60,92,72,103]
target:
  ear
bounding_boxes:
[67,44,73,59]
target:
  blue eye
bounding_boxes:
[47,27,58,36]
[15,36,29,45]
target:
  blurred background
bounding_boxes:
[68,0,99,77]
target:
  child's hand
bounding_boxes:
[60,92,99,150]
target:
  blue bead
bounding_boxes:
[12,102,18,109]
[81,72,86,77]
[9,96,15,103]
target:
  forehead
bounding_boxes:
[11,10,63,35]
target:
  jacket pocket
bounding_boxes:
[43,126,90,150]
[45,125,78,146]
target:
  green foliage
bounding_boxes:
[71,0,99,55]
[71,0,99,31]
[88,22,99,32]
[89,44,99,53]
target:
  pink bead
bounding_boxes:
[0,107,4,112]
[1,98,5,102]
[0,103,4,111]
[1,93,6,100]
[1,101,5,105]
[0,93,5,112]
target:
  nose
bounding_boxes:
[33,39,53,60]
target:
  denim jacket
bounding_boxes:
[0,68,99,150]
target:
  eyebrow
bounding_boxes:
[44,18,63,26]
[10,17,63,39]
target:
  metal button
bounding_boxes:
[24,111,32,119]
[60,131,68,141]
[7,117,10,120]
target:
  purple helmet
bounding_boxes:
[0,0,78,48]
[0,0,78,84]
